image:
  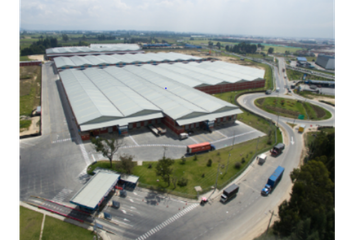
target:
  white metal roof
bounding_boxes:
[47,44,140,54]
[70,171,120,210]
[59,62,248,131]
[53,52,203,68]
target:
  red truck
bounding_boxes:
[186,142,215,154]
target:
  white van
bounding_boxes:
[179,133,189,140]
[276,87,280,92]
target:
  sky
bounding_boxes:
[19,0,335,39]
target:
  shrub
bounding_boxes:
[181,156,186,165]
[193,155,198,161]
[235,162,241,169]
[241,158,245,164]
[216,152,220,156]
[148,164,152,169]
[207,159,212,167]
[177,177,188,187]
[201,173,205,178]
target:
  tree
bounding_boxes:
[91,137,123,168]
[62,34,69,42]
[273,160,334,238]
[268,47,274,54]
[155,156,174,187]
[208,41,214,47]
[216,42,221,49]
[225,45,229,51]
[116,154,134,174]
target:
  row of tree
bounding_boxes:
[259,130,335,240]
[21,37,61,56]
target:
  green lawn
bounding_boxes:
[20,66,41,116]
[42,216,93,240]
[20,119,32,129]
[286,68,334,81]
[20,55,31,61]
[20,206,43,240]
[255,97,332,120]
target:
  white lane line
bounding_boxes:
[216,130,228,138]
[129,135,139,146]
[91,154,96,162]
[79,144,91,166]
[189,136,198,144]
[211,131,257,144]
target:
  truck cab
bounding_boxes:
[261,184,271,196]
[220,184,239,203]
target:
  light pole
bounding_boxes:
[226,153,231,174]
[214,163,220,190]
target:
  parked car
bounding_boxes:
[112,201,120,209]
[104,212,112,220]
[265,89,272,95]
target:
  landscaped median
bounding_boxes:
[254,97,332,120]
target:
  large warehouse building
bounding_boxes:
[53,52,206,71]
[315,54,335,70]
[58,59,265,140]
[45,44,143,60]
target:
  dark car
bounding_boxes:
[104,212,112,220]
[120,190,127,197]
[112,201,120,209]
[265,89,272,95]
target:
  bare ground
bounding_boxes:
[20,116,40,136]
[28,55,44,61]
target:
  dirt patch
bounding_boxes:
[256,98,265,105]
[310,103,326,118]
[28,55,44,61]
[314,96,335,105]
[20,116,40,136]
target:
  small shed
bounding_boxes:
[118,174,140,190]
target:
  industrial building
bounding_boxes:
[53,52,206,71]
[20,60,42,67]
[58,60,265,140]
[315,54,335,70]
[70,171,120,212]
[304,80,335,88]
[45,44,143,60]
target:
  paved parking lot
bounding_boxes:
[84,121,265,161]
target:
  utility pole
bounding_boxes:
[226,153,231,174]
[267,211,275,233]
[214,163,220,189]
[256,136,260,152]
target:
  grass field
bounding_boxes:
[20,66,41,116]
[286,68,333,81]
[42,216,93,240]
[20,206,43,240]
[255,97,332,120]
[20,119,32,129]
[21,203,94,239]
[20,55,31,61]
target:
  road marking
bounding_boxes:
[129,199,134,202]
[211,131,257,144]
[121,210,127,214]
[133,192,138,195]
[291,136,295,145]
[189,136,198,144]
[135,204,198,240]
[216,130,228,138]
[20,141,35,146]
[129,135,139,146]
[79,144,92,166]
[91,154,96,162]
[52,188,73,203]
[243,100,247,104]
[52,138,75,144]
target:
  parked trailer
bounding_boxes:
[180,133,189,140]
[261,166,285,196]
[148,125,159,136]
[186,142,215,154]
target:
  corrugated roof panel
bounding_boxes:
[54,57,76,68]
[70,172,119,209]
[46,44,140,54]
[59,69,122,124]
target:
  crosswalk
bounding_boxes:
[136,203,199,240]
[51,188,73,203]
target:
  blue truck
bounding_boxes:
[261,166,285,196]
